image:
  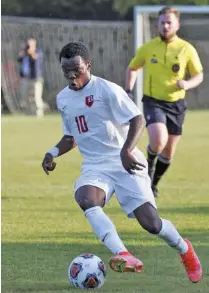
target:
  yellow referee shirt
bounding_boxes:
[129,36,203,102]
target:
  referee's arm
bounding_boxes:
[125,46,146,94]
[178,45,203,91]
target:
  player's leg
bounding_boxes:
[143,102,168,183]
[75,185,127,254]
[114,170,202,282]
[134,202,202,283]
[74,173,143,273]
[152,111,185,196]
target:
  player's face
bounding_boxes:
[157,13,180,41]
[61,56,91,90]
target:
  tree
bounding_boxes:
[2,0,121,20]
[113,0,209,16]
[2,0,209,20]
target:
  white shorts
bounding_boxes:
[74,166,157,218]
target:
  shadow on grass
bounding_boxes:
[158,206,209,215]
[2,228,209,293]
[35,228,209,244]
[105,205,209,216]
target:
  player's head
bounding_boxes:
[59,42,91,90]
[157,6,180,41]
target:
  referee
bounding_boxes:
[125,6,203,197]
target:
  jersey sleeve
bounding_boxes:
[128,45,146,70]
[187,44,203,76]
[56,95,72,136]
[61,118,71,136]
[105,82,142,125]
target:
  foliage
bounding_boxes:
[2,0,209,20]
[114,0,209,15]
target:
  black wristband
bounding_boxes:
[125,89,133,94]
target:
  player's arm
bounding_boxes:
[122,115,145,153]
[42,135,76,175]
[121,115,146,174]
[42,97,76,175]
[105,83,146,174]
[125,45,146,97]
[177,45,203,90]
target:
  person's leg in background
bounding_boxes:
[151,113,185,196]
[20,77,29,114]
[34,77,44,117]
[147,122,168,181]
[143,103,169,194]
[152,134,181,193]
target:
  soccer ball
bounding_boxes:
[68,253,107,289]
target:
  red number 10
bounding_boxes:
[75,115,88,133]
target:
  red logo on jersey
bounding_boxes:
[85,95,94,107]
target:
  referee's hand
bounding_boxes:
[127,92,134,100]
[177,80,188,90]
[125,90,134,100]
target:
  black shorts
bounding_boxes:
[142,95,187,135]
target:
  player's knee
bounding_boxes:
[76,194,96,210]
[141,217,162,234]
[75,193,105,211]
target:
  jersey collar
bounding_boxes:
[158,35,179,44]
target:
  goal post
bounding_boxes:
[133,5,209,108]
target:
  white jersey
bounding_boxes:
[56,75,147,170]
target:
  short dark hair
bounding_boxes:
[59,42,90,62]
[158,6,180,20]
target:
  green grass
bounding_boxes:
[2,111,209,293]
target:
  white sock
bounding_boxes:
[158,218,188,254]
[85,206,128,255]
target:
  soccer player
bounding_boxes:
[125,6,203,197]
[42,42,202,283]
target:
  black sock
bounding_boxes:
[147,145,158,177]
[152,155,171,187]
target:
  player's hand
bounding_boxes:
[42,153,56,175]
[18,50,25,58]
[177,80,189,90]
[120,149,146,175]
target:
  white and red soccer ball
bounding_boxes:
[68,253,107,289]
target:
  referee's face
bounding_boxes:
[158,13,180,41]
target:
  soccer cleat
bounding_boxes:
[108,252,144,273]
[152,185,158,197]
[180,238,202,283]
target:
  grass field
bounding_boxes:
[2,110,209,293]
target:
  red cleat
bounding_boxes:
[109,252,144,273]
[180,238,202,283]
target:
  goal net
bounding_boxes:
[133,5,209,109]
